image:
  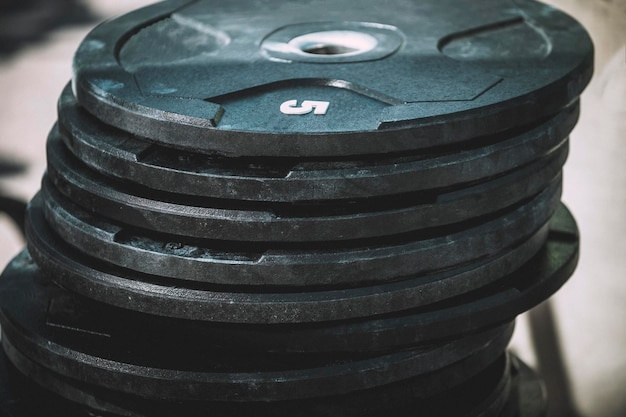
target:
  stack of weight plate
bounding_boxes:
[0,0,593,416]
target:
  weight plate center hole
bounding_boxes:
[289,31,378,56]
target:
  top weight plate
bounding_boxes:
[58,84,578,203]
[72,0,593,157]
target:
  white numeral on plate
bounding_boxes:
[280,100,330,115]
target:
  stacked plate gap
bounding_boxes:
[0,0,592,415]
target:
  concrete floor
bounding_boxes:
[0,1,624,416]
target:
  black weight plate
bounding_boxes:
[173,203,575,352]
[72,0,592,157]
[0,331,511,417]
[36,202,573,355]
[26,197,549,323]
[2,327,509,417]
[0,262,514,402]
[0,345,94,417]
[58,84,579,202]
[46,127,569,242]
[0,351,547,417]
[459,355,511,417]
[24,203,577,353]
[35,181,561,287]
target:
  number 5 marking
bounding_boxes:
[280,100,330,115]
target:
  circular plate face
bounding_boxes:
[0,260,514,402]
[46,127,569,242]
[58,84,579,202]
[71,0,592,157]
[0,339,514,417]
[26,200,549,323]
[33,181,561,287]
